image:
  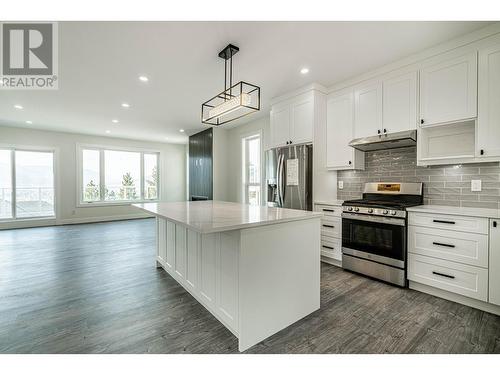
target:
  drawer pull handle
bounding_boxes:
[432,271,455,279]
[432,242,455,248]
[322,209,335,212]
[322,224,335,228]
[322,245,334,250]
[433,219,456,225]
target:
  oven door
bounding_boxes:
[342,212,406,269]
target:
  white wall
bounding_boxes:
[0,125,186,229]
[226,116,270,204]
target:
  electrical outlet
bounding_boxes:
[338,180,344,189]
[471,180,482,192]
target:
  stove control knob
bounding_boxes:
[391,210,397,216]
[347,206,353,211]
[383,210,389,215]
[354,207,360,212]
[368,208,373,213]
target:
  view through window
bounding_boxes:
[81,147,159,203]
[242,134,261,206]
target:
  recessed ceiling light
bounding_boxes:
[105,130,111,134]
[300,68,309,74]
[121,103,130,108]
[25,120,33,124]
[179,129,185,133]
[112,119,119,124]
[139,75,149,82]
[14,104,23,110]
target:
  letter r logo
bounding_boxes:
[2,23,53,75]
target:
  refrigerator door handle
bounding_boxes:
[277,153,284,207]
[277,154,282,207]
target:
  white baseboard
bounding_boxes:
[410,281,500,316]
[0,218,57,230]
[0,213,153,230]
[57,213,153,225]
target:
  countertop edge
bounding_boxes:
[133,204,323,234]
[406,205,500,219]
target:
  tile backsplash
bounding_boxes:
[337,146,500,209]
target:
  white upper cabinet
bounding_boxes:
[477,43,500,159]
[354,82,383,139]
[270,105,290,148]
[383,72,418,133]
[270,90,317,148]
[290,97,314,144]
[419,51,477,126]
[326,91,364,170]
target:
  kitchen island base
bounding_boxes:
[155,216,321,352]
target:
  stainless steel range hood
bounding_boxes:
[349,130,417,152]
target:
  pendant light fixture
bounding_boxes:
[201,44,260,126]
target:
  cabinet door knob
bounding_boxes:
[383,129,387,133]
[480,149,485,155]
[348,160,352,165]
[420,119,424,124]
[377,129,381,135]
[494,221,498,228]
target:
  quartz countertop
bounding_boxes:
[407,205,500,219]
[133,201,323,234]
[314,200,344,206]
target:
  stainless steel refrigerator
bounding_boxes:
[265,144,312,211]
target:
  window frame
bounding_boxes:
[0,145,57,222]
[76,143,160,207]
[241,132,262,206]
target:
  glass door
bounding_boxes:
[0,149,55,220]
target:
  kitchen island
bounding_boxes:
[133,200,322,351]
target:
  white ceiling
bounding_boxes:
[0,21,491,143]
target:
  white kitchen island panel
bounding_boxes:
[144,201,321,352]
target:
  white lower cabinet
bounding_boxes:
[315,202,342,265]
[408,211,500,312]
[157,219,239,333]
[408,226,488,268]
[489,219,500,306]
[408,254,488,301]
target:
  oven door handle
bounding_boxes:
[341,212,406,226]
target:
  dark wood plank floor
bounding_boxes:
[1,218,499,354]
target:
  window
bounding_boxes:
[0,150,12,219]
[80,146,159,204]
[0,149,55,220]
[242,134,261,206]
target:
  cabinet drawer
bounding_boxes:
[321,217,341,238]
[408,254,488,301]
[408,226,488,268]
[408,212,488,234]
[321,237,342,261]
[315,204,342,218]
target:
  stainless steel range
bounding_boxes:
[341,182,423,287]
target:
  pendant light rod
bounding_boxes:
[219,44,239,100]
